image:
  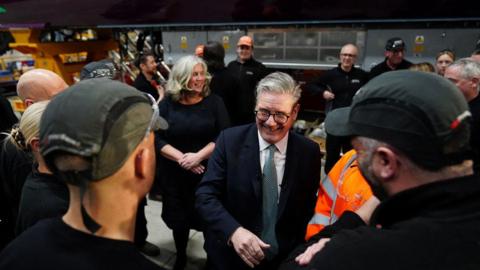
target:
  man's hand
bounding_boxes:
[230,227,271,268]
[323,90,335,101]
[295,238,330,266]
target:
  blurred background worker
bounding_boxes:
[435,49,456,76]
[305,44,368,174]
[444,58,480,173]
[227,35,268,125]
[134,51,165,101]
[369,37,413,79]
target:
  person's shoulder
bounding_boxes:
[223,123,254,137]
[289,132,320,150]
[1,218,59,257]
[309,226,408,269]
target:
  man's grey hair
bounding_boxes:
[256,72,302,104]
[449,58,480,91]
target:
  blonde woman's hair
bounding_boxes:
[166,55,211,101]
[5,100,49,151]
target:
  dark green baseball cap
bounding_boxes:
[40,78,168,180]
[325,70,471,170]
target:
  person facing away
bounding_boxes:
[7,101,69,235]
[305,43,369,174]
[435,49,455,76]
[227,35,268,125]
[0,78,168,270]
[157,55,230,270]
[203,41,243,126]
[196,72,321,270]
[444,58,480,174]
[369,37,413,79]
[80,60,161,256]
[0,68,68,250]
[134,51,165,101]
[279,70,480,270]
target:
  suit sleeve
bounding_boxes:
[195,131,241,243]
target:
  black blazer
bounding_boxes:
[196,124,321,269]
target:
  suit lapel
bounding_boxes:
[277,132,298,220]
[240,124,262,199]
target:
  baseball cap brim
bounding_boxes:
[324,107,351,136]
[153,115,169,131]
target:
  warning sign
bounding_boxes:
[223,36,230,50]
[180,36,188,49]
[413,35,425,53]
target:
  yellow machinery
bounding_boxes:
[8,28,118,85]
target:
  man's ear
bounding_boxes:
[291,103,300,120]
[24,99,34,107]
[372,146,398,181]
[30,138,40,152]
[134,149,146,179]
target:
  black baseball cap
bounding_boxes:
[80,59,118,80]
[325,70,471,170]
[385,37,406,51]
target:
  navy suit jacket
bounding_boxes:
[196,124,321,269]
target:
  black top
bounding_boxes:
[157,94,230,153]
[369,58,413,79]
[0,218,164,270]
[469,94,480,173]
[133,72,160,100]
[282,174,480,270]
[227,57,268,125]
[209,66,243,126]
[15,165,69,235]
[0,141,32,250]
[305,64,369,111]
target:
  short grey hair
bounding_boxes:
[256,72,302,104]
[449,58,480,91]
[166,55,211,101]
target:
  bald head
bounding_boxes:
[17,69,68,107]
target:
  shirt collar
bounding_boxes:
[257,130,289,155]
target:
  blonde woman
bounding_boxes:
[6,101,68,234]
[158,55,230,269]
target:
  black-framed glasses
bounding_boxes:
[255,109,290,124]
[144,93,160,138]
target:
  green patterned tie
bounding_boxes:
[261,144,279,259]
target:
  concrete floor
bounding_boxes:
[143,199,207,270]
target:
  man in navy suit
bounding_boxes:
[196,72,321,269]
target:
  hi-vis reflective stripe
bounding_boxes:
[308,212,331,225]
[321,176,337,201]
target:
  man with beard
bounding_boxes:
[196,72,321,270]
[279,70,480,270]
[134,51,164,101]
[369,37,412,79]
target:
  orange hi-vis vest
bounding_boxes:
[305,149,373,240]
